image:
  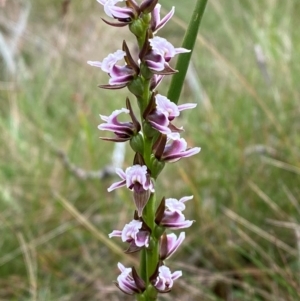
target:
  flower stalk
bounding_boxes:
[88,0,207,299]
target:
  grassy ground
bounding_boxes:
[0,0,299,300]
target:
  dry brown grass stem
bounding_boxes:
[223,207,297,257]
[283,185,300,215]
[54,192,138,265]
[17,232,37,301]
[248,180,288,219]
[261,156,300,176]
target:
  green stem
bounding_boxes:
[167,0,208,104]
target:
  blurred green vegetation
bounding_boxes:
[0,0,299,300]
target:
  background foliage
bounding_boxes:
[0,0,299,300]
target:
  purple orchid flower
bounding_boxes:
[88,50,135,88]
[161,137,201,163]
[159,232,185,260]
[108,165,154,216]
[109,219,150,248]
[151,4,175,33]
[108,165,154,192]
[145,37,190,73]
[156,94,197,120]
[165,195,193,212]
[108,64,135,85]
[144,37,189,73]
[158,196,194,230]
[97,0,135,20]
[116,263,145,295]
[150,36,190,62]
[160,210,193,230]
[153,265,182,292]
[147,94,196,136]
[87,49,125,73]
[98,108,136,142]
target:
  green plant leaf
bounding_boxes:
[167,0,208,104]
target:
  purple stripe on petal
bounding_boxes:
[109,75,132,85]
[145,59,165,72]
[148,121,171,135]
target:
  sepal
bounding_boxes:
[140,0,159,14]
[155,197,165,225]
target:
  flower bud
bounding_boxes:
[127,77,144,97]
[129,18,146,38]
[130,133,144,154]
[150,154,165,178]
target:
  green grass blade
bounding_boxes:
[167,0,208,104]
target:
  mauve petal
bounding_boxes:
[107,179,126,192]
[96,0,106,5]
[109,230,122,238]
[109,6,134,19]
[165,220,193,230]
[148,120,171,135]
[145,59,165,72]
[99,50,125,73]
[98,123,133,134]
[150,74,164,90]
[110,65,133,77]
[155,6,175,32]
[177,103,197,111]
[175,47,191,54]
[99,114,109,122]
[161,211,194,229]
[166,132,181,140]
[117,262,129,273]
[171,270,182,280]
[163,147,201,163]
[87,60,102,68]
[109,75,132,85]
[165,198,186,211]
[117,276,137,294]
[135,231,149,247]
[151,3,160,30]
[155,94,179,119]
[162,232,185,259]
[162,138,187,158]
[179,195,193,203]
[115,167,126,180]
